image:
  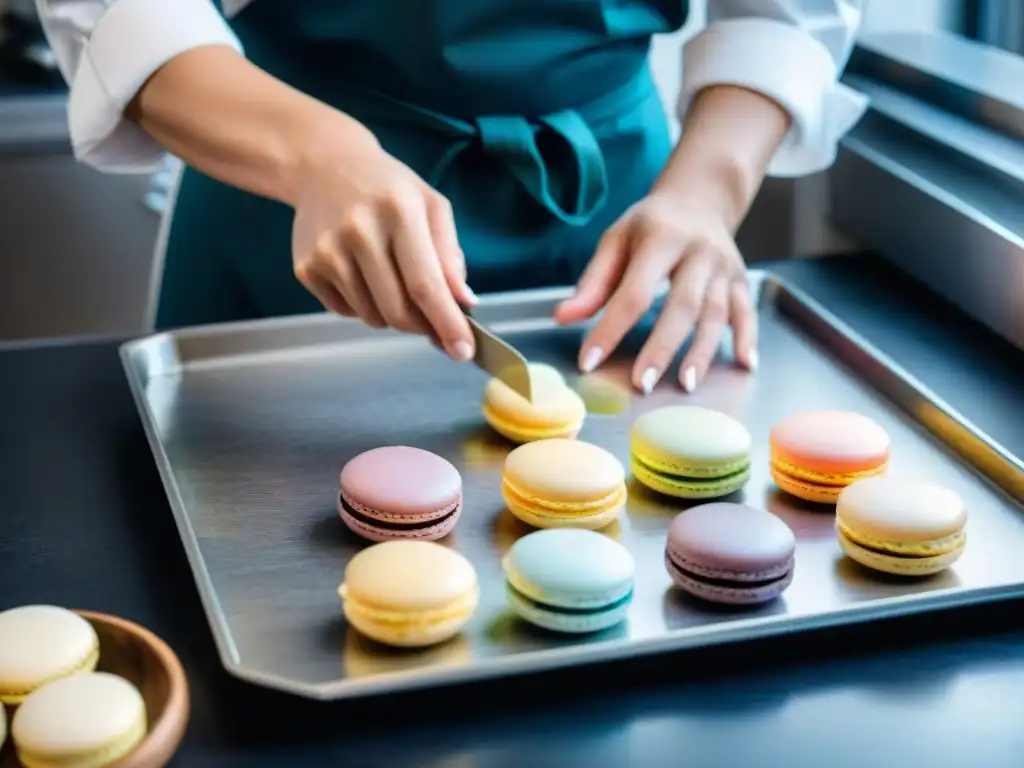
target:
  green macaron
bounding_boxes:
[630,406,752,498]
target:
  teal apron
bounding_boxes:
[155,0,688,329]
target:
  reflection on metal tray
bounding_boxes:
[120,271,1024,701]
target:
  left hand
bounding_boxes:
[555,191,757,394]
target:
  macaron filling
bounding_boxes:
[665,550,793,590]
[771,455,886,487]
[632,454,750,485]
[837,522,966,558]
[506,582,633,617]
[502,479,624,516]
[339,492,460,530]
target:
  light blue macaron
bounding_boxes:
[502,528,635,634]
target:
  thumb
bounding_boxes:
[555,225,630,324]
[428,197,477,308]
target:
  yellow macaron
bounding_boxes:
[482,363,586,443]
[339,540,479,648]
[836,476,967,576]
[501,438,626,529]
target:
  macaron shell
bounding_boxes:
[770,410,890,475]
[506,585,631,634]
[630,406,752,474]
[665,552,794,605]
[338,494,462,542]
[503,439,625,503]
[836,477,967,543]
[340,446,462,518]
[770,465,848,504]
[837,527,965,576]
[12,672,147,767]
[0,606,100,705]
[341,541,478,612]
[632,456,750,499]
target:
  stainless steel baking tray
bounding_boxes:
[120,271,1024,700]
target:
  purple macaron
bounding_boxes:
[665,502,796,605]
[339,446,462,542]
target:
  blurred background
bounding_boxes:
[0,0,1020,346]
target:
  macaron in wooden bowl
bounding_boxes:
[0,610,189,768]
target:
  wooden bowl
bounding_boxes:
[0,611,189,768]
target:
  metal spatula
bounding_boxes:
[465,314,532,402]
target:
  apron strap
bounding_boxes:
[360,73,652,226]
[470,112,608,226]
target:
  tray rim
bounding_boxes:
[118,270,1024,701]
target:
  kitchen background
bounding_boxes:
[0,1,1012,341]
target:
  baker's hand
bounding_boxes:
[554,192,757,394]
[291,135,477,361]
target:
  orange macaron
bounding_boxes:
[769,410,890,503]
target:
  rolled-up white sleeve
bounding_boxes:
[37,0,243,173]
[681,0,869,177]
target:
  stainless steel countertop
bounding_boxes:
[1,254,1022,767]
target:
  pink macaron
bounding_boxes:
[665,502,796,605]
[339,446,463,542]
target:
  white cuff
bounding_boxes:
[68,0,243,173]
[680,18,869,178]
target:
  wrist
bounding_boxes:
[654,85,790,231]
[284,103,381,207]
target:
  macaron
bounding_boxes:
[339,540,479,647]
[339,446,462,542]
[770,410,890,503]
[0,606,100,706]
[501,438,626,529]
[630,406,752,499]
[12,672,147,768]
[665,503,797,605]
[836,476,967,576]
[482,363,586,443]
[503,528,635,633]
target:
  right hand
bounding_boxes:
[291,131,477,361]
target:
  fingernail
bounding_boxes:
[640,367,659,396]
[682,366,697,394]
[453,340,474,362]
[581,346,604,373]
[747,349,759,372]
[464,285,479,306]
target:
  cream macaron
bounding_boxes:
[836,476,967,576]
[12,672,147,768]
[501,438,626,529]
[0,606,100,706]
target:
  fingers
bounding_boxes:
[677,275,729,393]
[344,198,430,336]
[427,195,478,309]
[554,223,630,327]
[577,235,672,374]
[631,253,713,394]
[304,270,355,318]
[391,196,475,361]
[729,278,758,371]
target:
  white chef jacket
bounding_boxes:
[35,0,868,178]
